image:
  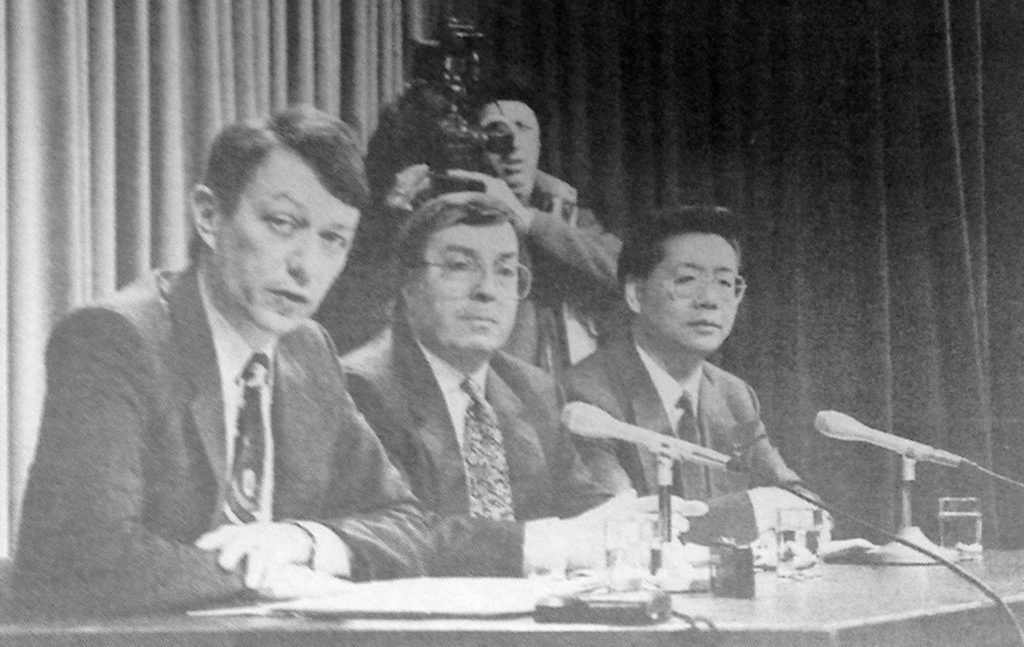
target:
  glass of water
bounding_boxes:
[775,508,825,580]
[605,517,658,591]
[938,497,982,561]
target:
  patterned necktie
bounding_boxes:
[225,352,270,524]
[460,378,515,521]
[674,391,708,499]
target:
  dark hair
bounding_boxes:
[617,205,743,289]
[394,191,517,286]
[189,105,369,260]
[474,73,547,126]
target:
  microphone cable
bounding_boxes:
[778,483,1024,647]
[962,459,1024,491]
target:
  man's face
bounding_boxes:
[403,221,521,370]
[479,100,541,203]
[198,147,360,344]
[627,233,743,360]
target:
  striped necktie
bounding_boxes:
[225,352,269,524]
[460,378,515,521]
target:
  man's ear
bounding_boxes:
[624,278,643,316]
[191,185,220,252]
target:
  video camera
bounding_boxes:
[410,16,513,173]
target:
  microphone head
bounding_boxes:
[561,401,614,438]
[814,410,869,441]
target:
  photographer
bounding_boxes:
[317,53,622,376]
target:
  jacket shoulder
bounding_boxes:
[702,361,754,395]
[701,361,760,417]
[564,342,629,408]
[339,329,394,380]
[491,351,557,395]
[51,271,173,354]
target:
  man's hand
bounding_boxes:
[386,163,432,211]
[196,522,314,589]
[252,563,355,600]
[562,490,709,570]
[444,169,536,230]
[572,490,709,536]
[534,170,577,204]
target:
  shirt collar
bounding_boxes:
[634,341,702,415]
[199,271,276,387]
[416,340,489,396]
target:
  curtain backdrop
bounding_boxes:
[0,0,406,557]
[476,0,1024,546]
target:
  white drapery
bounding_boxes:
[1,0,408,556]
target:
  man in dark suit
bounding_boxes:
[15,106,427,616]
[566,205,807,544]
[342,192,702,576]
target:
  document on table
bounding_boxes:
[189,576,600,619]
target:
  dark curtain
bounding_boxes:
[471,0,1024,546]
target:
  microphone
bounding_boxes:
[562,402,736,471]
[814,411,963,467]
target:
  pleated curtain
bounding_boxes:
[1,0,407,556]
[476,0,1022,545]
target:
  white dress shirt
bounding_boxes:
[199,276,276,523]
[635,343,702,428]
[417,341,490,450]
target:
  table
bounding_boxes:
[4,551,1024,647]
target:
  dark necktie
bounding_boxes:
[675,392,708,499]
[461,378,515,521]
[225,352,270,524]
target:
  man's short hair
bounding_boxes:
[394,191,517,286]
[189,105,369,260]
[475,73,547,125]
[618,205,743,288]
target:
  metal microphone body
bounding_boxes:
[561,402,735,471]
[814,411,962,467]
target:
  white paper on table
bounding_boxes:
[192,577,602,619]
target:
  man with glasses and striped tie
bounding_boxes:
[15,106,427,616]
[565,205,812,545]
[342,192,706,576]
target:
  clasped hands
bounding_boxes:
[195,522,352,600]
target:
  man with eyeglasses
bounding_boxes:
[342,192,706,575]
[566,205,809,544]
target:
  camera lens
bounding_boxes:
[484,123,514,156]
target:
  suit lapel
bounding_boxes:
[166,269,228,489]
[271,332,335,516]
[697,366,755,496]
[486,365,551,519]
[392,331,469,515]
[612,339,673,491]
[697,367,739,455]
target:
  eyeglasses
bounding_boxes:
[420,253,532,299]
[665,268,746,302]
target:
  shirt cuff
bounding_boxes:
[289,520,353,578]
[522,517,569,577]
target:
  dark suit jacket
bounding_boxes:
[565,334,803,543]
[341,325,613,576]
[15,268,427,616]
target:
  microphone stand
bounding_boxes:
[867,457,957,565]
[652,453,672,576]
